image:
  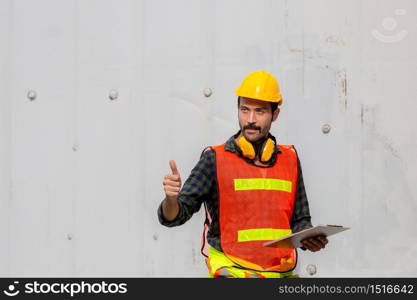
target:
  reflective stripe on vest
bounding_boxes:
[234,178,292,192]
[237,228,292,242]
[206,247,294,278]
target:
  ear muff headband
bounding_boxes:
[237,136,275,162]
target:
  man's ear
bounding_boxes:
[272,108,280,122]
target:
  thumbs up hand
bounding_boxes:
[163,160,182,202]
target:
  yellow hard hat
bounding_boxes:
[235,70,283,104]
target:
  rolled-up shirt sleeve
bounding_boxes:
[158,149,215,227]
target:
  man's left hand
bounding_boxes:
[300,235,328,252]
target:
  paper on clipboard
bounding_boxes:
[263,225,350,248]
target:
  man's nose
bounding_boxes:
[248,111,257,123]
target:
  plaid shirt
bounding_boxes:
[158,133,313,253]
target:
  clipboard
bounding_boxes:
[263,224,350,248]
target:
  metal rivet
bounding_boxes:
[306,264,317,276]
[203,88,213,97]
[27,90,37,101]
[109,89,119,101]
[322,124,331,134]
[152,234,158,241]
[67,233,73,240]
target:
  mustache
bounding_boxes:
[243,124,261,131]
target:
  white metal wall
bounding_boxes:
[0,0,416,277]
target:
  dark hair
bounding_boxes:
[237,97,279,113]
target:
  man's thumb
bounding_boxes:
[169,160,179,175]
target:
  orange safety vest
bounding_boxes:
[211,143,298,273]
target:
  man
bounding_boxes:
[158,70,328,278]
